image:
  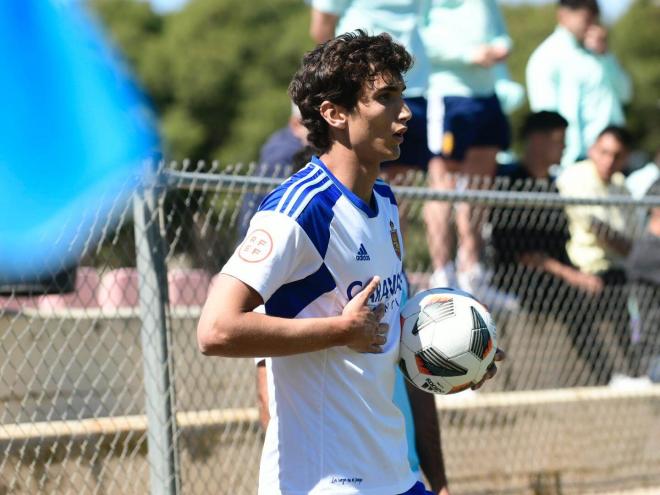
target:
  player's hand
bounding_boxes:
[471,348,505,390]
[341,276,389,353]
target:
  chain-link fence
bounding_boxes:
[1,162,659,494]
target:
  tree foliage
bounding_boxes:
[91,0,658,162]
[92,0,312,163]
[611,0,660,154]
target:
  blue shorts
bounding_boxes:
[399,481,433,495]
[428,93,511,161]
[382,96,432,170]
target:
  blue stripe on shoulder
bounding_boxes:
[258,164,316,212]
[294,184,341,258]
[276,168,325,214]
[265,262,336,318]
[374,179,397,206]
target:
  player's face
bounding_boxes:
[589,133,629,183]
[345,74,412,166]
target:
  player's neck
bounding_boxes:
[320,146,379,204]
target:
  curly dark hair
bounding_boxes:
[288,30,412,153]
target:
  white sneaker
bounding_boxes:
[457,264,519,312]
[429,262,458,289]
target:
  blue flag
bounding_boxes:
[0,1,159,282]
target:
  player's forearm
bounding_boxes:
[197,310,349,357]
[406,382,448,493]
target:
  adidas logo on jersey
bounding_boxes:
[356,243,370,261]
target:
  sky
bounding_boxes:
[147,0,634,24]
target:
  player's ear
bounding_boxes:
[319,100,348,130]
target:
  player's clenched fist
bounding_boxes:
[341,276,389,353]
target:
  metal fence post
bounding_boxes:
[133,182,180,495]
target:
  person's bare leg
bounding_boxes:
[424,156,461,286]
[455,146,498,287]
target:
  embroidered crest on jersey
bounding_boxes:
[389,220,401,260]
[238,229,273,263]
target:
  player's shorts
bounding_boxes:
[427,93,511,162]
[382,96,432,171]
[399,481,433,495]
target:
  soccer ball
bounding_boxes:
[398,287,497,395]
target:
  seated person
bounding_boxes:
[491,111,602,302]
[490,114,623,386]
[556,126,639,383]
[556,126,636,278]
[625,180,660,380]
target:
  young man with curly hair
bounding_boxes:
[197,31,500,494]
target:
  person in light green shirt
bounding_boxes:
[420,0,514,304]
[526,0,632,168]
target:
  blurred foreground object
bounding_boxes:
[0,0,158,287]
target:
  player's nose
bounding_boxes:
[399,101,412,123]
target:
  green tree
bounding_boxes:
[92,0,312,163]
[611,0,660,154]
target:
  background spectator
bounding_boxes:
[490,111,610,386]
[526,0,632,167]
[624,179,660,381]
[421,0,513,303]
[557,125,638,383]
[491,111,602,299]
[236,104,308,239]
[556,126,636,276]
[626,149,660,200]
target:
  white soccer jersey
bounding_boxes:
[222,156,416,494]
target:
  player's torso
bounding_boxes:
[326,193,405,342]
[260,175,414,494]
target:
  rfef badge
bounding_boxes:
[389,220,401,260]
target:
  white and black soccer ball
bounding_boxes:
[398,287,497,395]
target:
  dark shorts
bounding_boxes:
[382,96,432,171]
[428,93,511,161]
[399,481,433,495]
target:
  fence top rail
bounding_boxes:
[163,169,660,208]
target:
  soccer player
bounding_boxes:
[197,31,501,494]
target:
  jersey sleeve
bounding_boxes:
[221,211,324,303]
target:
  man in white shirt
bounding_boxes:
[197,31,501,494]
